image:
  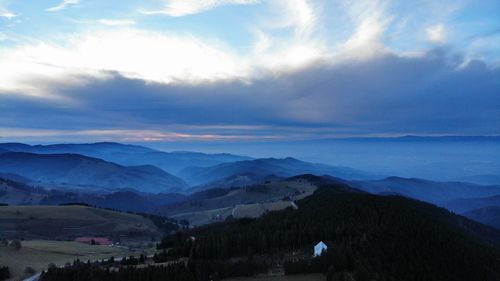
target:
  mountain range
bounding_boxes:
[0,142,375,193]
[179,157,372,187]
[0,151,187,193]
[1,141,500,231]
[0,142,251,174]
[353,176,500,205]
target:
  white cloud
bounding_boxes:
[252,29,271,53]
[339,0,391,59]
[2,0,491,99]
[97,19,136,26]
[0,1,16,19]
[0,26,333,97]
[342,16,388,59]
[46,0,80,12]
[141,0,258,17]
[426,24,446,43]
[276,0,317,38]
[0,10,15,19]
[0,29,250,95]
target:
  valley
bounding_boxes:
[2,1,499,280]
[0,141,500,281]
[0,240,140,280]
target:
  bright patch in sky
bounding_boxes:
[426,24,446,43]
[0,0,499,142]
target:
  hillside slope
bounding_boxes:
[163,181,500,281]
[464,206,500,230]
[0,152,187,193]
[0,177,47,205]
[444,194,500,213]
[161,176,322,226]
[0,205,164,240]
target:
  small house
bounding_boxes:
[314,241,328,257]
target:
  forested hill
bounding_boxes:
[160,180,500,281]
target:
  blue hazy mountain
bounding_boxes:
[179,157,374,186]
[458,174,500,185]
[463,206,500,230]
[148,136,500,184]
[354,176,500,205]
[0,142,251,174]
[0,175,186,212]
[0,152,187,193]
[444,195,500,213]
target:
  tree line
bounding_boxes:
[40,182,500,281]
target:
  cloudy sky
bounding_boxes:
[0,0,499,143]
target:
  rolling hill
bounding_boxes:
[444,194,500,213]
[0,177,47,205]
[39,190,186,213]
[459,174,500,185]
[186,173,284,192]
[0,205,165,240]
[464,206,500,230]
[0,142,251,174]
[157,179,500,281]
[161,175,323,226]
[354,176,500,205]
[179,157,372,186]
[0,152,187,193]
[0,176,186,212]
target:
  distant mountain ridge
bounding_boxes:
[354,176,500,205]
[319,135,500,142]
[444,195,500,213]
[464,206,500,230]
[0,142,155,154]
[178,157,373,186]
[0,142,251,174]
[0,151,187,193]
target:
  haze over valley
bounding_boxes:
[1,0,500,280]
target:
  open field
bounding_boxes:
[0,205,160,240]
[166,178,317,226]
[223,274,325,281]
[232,201,296,219]
[170,202,299,226]
[0,239,149,280]
[170,207,234,226]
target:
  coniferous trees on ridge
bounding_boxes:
[41,180,500,281]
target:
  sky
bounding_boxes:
[0,0,499,144]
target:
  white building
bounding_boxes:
[314,241,328,257]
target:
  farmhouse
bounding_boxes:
[314,241,328,257]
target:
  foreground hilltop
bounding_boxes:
[40,176,500,281]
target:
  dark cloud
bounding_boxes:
[1,49,499,139]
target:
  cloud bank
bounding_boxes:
[0,0,499,142]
